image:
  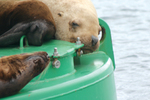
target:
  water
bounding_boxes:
[91,0,150,100]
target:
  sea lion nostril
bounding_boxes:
[91,35,98,46]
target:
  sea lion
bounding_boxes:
[0,51,50,98]
[0,0,100,53]
[40,0,101,54]
[0,0,56,46]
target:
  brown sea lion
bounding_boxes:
[0,51,50,98]
[0,0,56,46]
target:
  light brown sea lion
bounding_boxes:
[0,0,56,46]
[0,0,100,53]
[40,0,101,54]
[0,51,50,98]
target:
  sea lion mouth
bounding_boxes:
[69,38,99,54]
[81,42,99,54]
[81,48,94,54]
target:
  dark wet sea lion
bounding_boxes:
[0,0,56,46]
[0,51,50,98]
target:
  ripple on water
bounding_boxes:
[91,0,150,100]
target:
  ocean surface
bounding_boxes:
[91,0,150,100]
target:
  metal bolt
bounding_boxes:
[77,37,80,41]
[76,37,81,45]
[53,47,59,56]
[52,59,61,68]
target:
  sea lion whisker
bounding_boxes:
[36,64,49,82]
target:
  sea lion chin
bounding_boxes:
[0,51,50,98]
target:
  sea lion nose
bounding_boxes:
[91,35,98,46]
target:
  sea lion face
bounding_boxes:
[55,14,100,54]
[42,0,101,54]
[68,16,101,54]
[25,52,50,77]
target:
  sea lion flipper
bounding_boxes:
[0,20,55,47]
[26,20,55,46]
[0,22,29,46]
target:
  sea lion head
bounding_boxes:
[0,51,50,98]
[66,11,101,54]
[25,51,50,77]
[0,51,50,81]
[45,0,101,54]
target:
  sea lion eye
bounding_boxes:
[72,22,79,27]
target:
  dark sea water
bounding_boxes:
[91,0,150,100]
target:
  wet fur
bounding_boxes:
[0,52,50,98]
[0,0,56,46]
